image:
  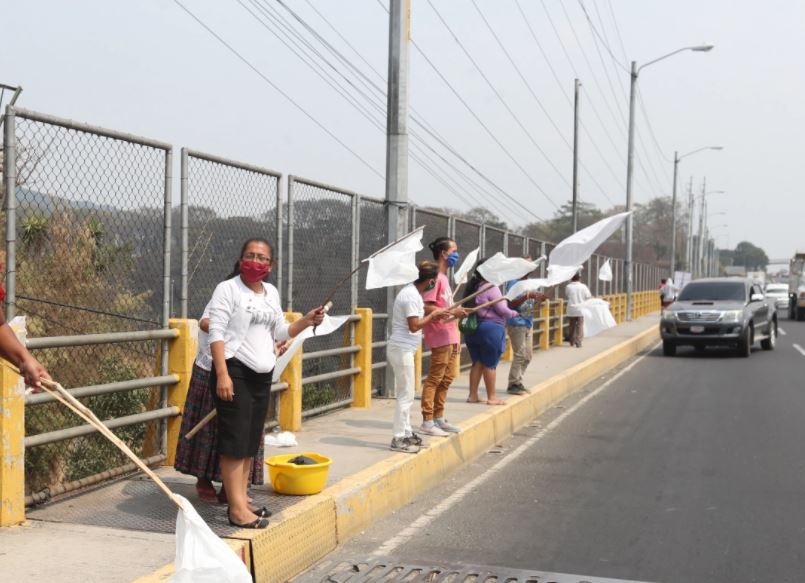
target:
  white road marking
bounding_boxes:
[372,343,660,557]
[779,328,787,336]
[794,344,805,357]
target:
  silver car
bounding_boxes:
[765,283,789,310]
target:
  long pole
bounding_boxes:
[670,151,679,278]
[572,78,581,233]
[384,0,410,398]
[697,177,706,278]
[624,61,638,320]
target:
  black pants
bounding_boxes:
[211,358,273,459]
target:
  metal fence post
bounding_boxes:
[503,231,509,256]
[160,147,173,455]
[351,195,359,310]
[179,148,188,319]
[3,107,16,319]
[276,174,284,306]
[287,176,295,312]
[480,223,486,256]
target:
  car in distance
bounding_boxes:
[660,277,777,357]
[764,283,789,311]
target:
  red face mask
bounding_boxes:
[240,259,270,283]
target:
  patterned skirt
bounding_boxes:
[174,364,265,484]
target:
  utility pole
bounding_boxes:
[383,0,410,397]
[685,176,694,273]
[624,61,638,320]
[697,177,706,278]
[669,151,679,278]
[572,78,581,233]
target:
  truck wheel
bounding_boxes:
[737,325,752,358]
[662,341,676,356]
[761,320,776,350]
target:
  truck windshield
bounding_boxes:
[678,282,746,302]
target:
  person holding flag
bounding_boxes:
[504,261,545,395]
[419,237,469,436]
[387,261,448,453]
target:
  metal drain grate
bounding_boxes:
[299,558,654,583]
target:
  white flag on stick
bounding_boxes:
[272,314,350,382]
[548,211,630,268]
[453,247,480,286]
[365,227,424,290]
[504,278,548,301]
[598,259,613,282]
[477,253,544,286]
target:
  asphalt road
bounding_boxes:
[300,314,805,583]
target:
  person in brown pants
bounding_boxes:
[420,237,468,437]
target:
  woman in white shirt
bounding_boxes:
[386,261,446,453]
[208,238,324,529]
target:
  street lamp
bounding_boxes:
[624,43,714,320]
[670,146,723,278]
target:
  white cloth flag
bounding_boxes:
[598,259,613,282]
[170,495,252,583]
[272,314,350,382]
[478,253,544,286]
[453,247,480,286]
[549,211,630,268]
[504,278,548,301]
[575,298,617,338]
[365,227,424,290]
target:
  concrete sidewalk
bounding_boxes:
[0,314,659,583]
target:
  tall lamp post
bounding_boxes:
[624,43,714,320]
[670,146,722,279]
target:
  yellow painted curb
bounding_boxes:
[134,323,659,583]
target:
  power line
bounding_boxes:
[469,0,616,207]
[171,0,384,180]
[423,0,569,200]
[272,0,534,222]
[577,0,629,72]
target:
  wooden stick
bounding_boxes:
[184,408,217,440]
[16,371,184,509]
[448,283,497,309]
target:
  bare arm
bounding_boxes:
[210,340,233,401]
[0,319,50,389]
[199,317,209,333]
[406,308,445,333]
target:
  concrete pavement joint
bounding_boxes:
[371,342,661,558]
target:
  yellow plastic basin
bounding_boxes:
[265,452,332,495]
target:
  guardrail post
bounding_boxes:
[539,300,551,351]
[352,307,373,408]
[279,312,303,431]
[0,325,26,527]
[164,318,198,466]
[553,300,564,345]
[502,334,513,361]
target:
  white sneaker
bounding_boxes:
[435,418,461,433]
[419,422,449,437]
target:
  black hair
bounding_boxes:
[463,257,488,299]
[428,237,454,261]
[415,260,439,284]
[571,272,581,282]
[660,278,667,284]
[227,238,274,280]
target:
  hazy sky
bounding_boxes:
[2,0,804,258]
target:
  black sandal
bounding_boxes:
[227,508,270,529]
[252,506,272,518]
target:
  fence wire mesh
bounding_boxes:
[182,151,279,320]
[290,178,356,415]
[453,219,482,260]
[411,207,450,264]
[484,226,506,257]
[4,110,169,497]
[358,196,389,396]
[507,234,525,259]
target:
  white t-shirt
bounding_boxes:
[388,283,425,352]
[565,281,592,317]
[207,276,290,374]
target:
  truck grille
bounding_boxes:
[677,311,721,322]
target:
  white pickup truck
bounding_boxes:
[789,252,805,320]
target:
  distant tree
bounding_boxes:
[522,201,604,243]
[731,241,769,270]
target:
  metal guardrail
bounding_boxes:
[26,329,178,350]
[26,375,179,406]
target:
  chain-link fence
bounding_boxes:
[411,207,450,264]
[2,106,171,500]
[484,226,506,257]
[289,176,358,416]
[180,149,280,320]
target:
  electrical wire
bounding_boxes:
[171,0,384,181]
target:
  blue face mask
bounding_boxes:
[446,251,460,268]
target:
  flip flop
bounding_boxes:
[486,399,507,406]
[466,398,482,403]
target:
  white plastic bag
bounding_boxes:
[576,298,617,338]
[264,431,298,447]
[169,495,252,583]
